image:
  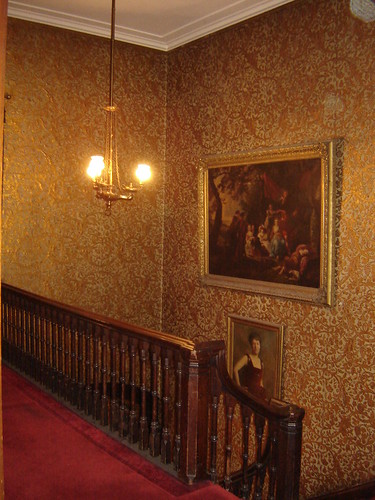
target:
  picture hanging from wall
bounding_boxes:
[227,315,284,400]
[199,140,340,305]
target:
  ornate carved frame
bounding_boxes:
[199,140,341,306]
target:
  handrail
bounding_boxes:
[210,342,304,420]
[1,283,304,499]
[2,283,195,351]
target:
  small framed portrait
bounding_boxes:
[227,315,284,400]
[199,140,342,305]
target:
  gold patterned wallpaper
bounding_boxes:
[3,18,167,328]
[162,0,374,497]
[2,0,375,498]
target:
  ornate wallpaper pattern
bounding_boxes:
[3,19,167,329]
[162,0,374,497]
[2,0,375,497]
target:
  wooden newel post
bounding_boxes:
[178,341,225,485]
[276,405,305,500]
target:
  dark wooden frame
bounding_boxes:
[227,315,284,400]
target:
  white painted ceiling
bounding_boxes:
[8,0,295,51]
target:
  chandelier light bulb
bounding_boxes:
[87,155,105,180]
[135,163,151,184]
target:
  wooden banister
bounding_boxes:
[1,283,305,498]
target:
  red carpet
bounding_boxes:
[2,366,235,499]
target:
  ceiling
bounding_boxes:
[7,0,295,51]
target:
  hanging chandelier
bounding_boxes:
[87,0,151,213]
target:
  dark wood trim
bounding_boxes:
[2,283,195,351]
[311,480,375,500]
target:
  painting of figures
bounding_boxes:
[200,141,338,305]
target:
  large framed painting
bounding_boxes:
[227,315,284,400]
[199,140,341,305]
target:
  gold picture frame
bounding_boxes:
[227,315,284,400]
[199,140,341,305]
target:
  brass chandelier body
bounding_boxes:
[87,0,151,212]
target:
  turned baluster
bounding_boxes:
[173,353,182,471]
[51,309,58,393]
[109,333,118,432]
[84,322,93,415]
[1,296,5,358]
[6,295,12,362]
[57,311,64,397]
[23,298,31,375]
[77,318,85,410]
[19,297,25,370]
[34,303,42,382]
[128,338,139,443]
[11,294,18,367]
[15,295,22,370]
[9,294,16,365]
[5,294,12,363]
[10,294,16,365]
[63,313,71,400]
[12,295,18,368]
[70,316,78,405]
[139,341,149,450]
[45,307,53,389]
[29,301,36,378]
[40,304,48,385]
[19,297,26,372]
[254,414,266,500]
[6,294,11,362]
[119,336,128,438]
[208,354,223,484]
[161,349,172,464]
[9,295,14,363]
[19,296,24,370]
[2,297,9,362]
[8,293,13,364]
[149,345,161,457]
[92,324,101,420]
[224,395,235,492]
[100,328,109,426]
[268,424,278,500]
[17,297,24,371]
[240,407,252,499]
[209,394,219,483]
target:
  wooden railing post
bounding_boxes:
[178,349,199,485]
[179,341,225,485]
[276,406,304,500]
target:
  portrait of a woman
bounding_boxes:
[228,316,283,401]
[233,333,267,399]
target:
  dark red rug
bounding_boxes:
[2,366,235,499]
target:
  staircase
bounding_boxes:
[1,282,305,499]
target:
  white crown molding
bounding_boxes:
[164,0,295,50]
[8,0,295,52]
